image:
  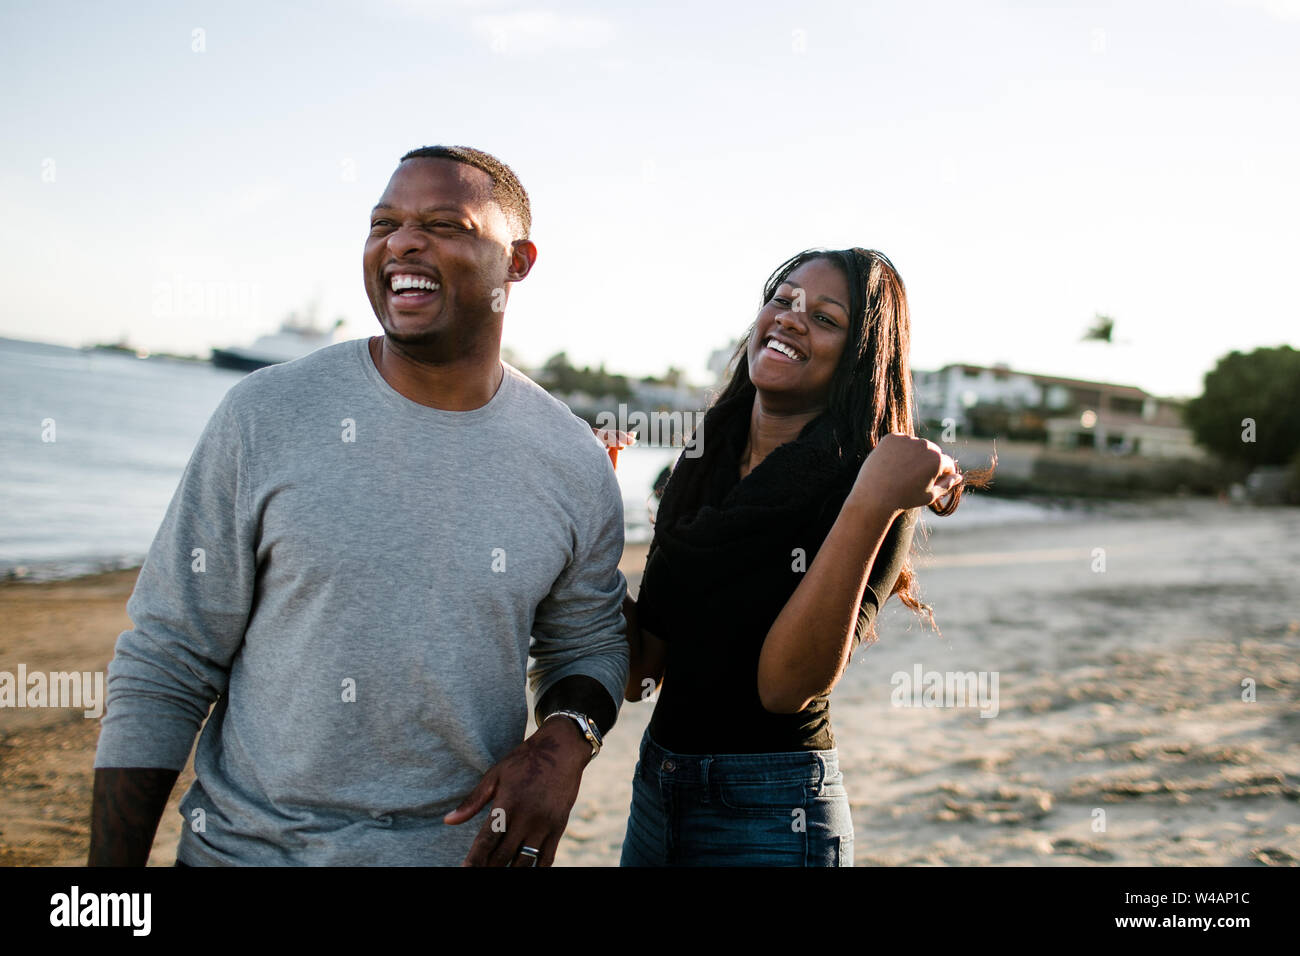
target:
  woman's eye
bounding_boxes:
[816,313,835,326]
[773,296,790,306]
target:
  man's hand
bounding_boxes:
[444,716,593,867]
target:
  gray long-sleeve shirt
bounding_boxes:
[94,337,629,865]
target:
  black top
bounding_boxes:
[635,404,918,755]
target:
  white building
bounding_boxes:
[913,363,1043,428]
[913,363,1204,459]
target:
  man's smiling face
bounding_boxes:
[363,157,520,358]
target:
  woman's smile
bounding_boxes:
[761,335,807,362]
[747,257,851,403]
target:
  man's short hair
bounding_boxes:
[400,145,531,240]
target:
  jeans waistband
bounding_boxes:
[639,728,838,787]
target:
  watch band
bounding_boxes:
[543,709,603,758]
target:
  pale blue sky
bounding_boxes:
[2,0,1296,398]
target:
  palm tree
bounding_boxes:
[1081,313,1115,343]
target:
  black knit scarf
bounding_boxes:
[640,390,859,640]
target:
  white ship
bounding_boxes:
[212,306,345,372]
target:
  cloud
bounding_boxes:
[1224,0,1300,21]
[385,0,512,13]
[470,11,616,55]
[191,181,283,226]
[225,181,282,217]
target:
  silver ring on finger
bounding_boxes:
[517,845,541,867]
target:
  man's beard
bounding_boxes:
[379,304,497,365]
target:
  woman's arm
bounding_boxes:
[755,497,901,713]
[756,433,959,714]
[622,592,667,702]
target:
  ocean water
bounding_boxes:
[0,338,679,579]
[1,337,1059,580]
[1,338,248,578]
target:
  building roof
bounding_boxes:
[925,362,1175,402]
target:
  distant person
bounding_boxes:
[90,145,628,867]
[618,248,995,866]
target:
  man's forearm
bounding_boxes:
[88,767,180,866]
[534,674,617,739]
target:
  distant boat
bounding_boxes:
[212,308,345,372]
[87,340,152,360]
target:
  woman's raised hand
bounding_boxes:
[592,427,637,469]
[851,433,962,513]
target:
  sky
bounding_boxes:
[1,0,1296,399]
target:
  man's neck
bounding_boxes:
[740,393,825,478]
[367,335,504,411]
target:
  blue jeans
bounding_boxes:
[619,728,854,867]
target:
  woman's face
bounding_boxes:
[746,257,852,408]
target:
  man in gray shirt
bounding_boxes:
[89,145,629,867]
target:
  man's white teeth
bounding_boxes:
[766,337,803,361]
[390,274,440,293]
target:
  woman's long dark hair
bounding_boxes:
[698,248,997,642]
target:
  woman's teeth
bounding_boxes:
[766,337,803,361]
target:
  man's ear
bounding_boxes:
[506,239,538,282]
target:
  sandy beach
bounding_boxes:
[2,496,1297,866]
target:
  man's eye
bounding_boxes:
[370,220,391,229]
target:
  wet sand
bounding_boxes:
[2,497,1297,865]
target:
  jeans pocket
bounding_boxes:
[803,788,853,867]
[715,777,813,816]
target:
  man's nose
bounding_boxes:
[386,223,428,257]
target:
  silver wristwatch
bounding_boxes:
[543,709,603,758]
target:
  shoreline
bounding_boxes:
[1,491,1271,585]
[0,543,656,589]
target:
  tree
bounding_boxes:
[1082,314,1115,343]
[1184,346,1300,467]
[536,351,632,401]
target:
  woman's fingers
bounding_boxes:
[930,454,962,502]
[593,427,637,448]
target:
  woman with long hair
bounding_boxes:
[618,247,995,866]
